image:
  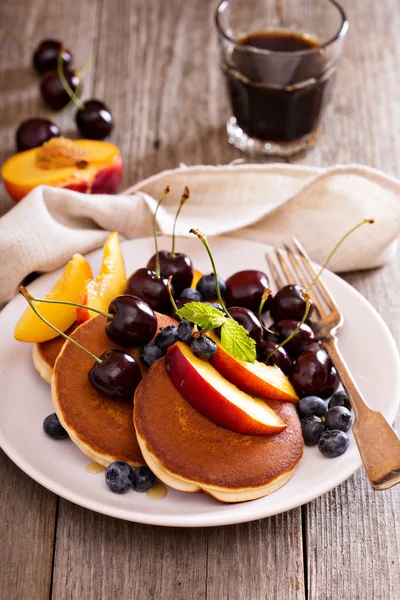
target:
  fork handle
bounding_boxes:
[322,336,400,490]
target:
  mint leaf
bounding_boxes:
[220,319,257,363]
[176,302,227,332]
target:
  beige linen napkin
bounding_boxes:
[1,163,399,305]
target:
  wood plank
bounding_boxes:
[0,449,57,600]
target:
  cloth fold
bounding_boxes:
[1,163,399,305]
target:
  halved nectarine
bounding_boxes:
[76,231,126,323]
[1,137,123,202]
[14,254,93,343]
[165,342,286,435]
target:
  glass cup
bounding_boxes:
[215,0,349,157]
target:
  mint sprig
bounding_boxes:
[176,302,256,363]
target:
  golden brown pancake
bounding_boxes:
[52,313,177,467]
[33,323,78,384]
[134,359,304,503]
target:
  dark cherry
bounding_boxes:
[257,340,291,376]
[225,270,271,313]
[125,268,172,313]
[105,295,157,347]
[228,306,263,344]
[40,69,80,110]
[88,350,142,401]
[273,320,315,357]
[16,118,60,152]
[75,99,113,140]
[147,251,193,297]
[32,39,72,74]
[291,347,340,399]
[270,284,313,323]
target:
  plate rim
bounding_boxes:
[0,235,399,527]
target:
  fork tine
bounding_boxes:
[282,243,326,318]
[292,237,341,313]
[265,252,285,288]
[276,249,296,284]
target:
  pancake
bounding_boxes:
[33,323,78,384]
[52,313,177,467]
[134,358,304,503]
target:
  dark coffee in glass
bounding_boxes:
[216,1,348,157]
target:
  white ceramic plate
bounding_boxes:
[0,237,399,527]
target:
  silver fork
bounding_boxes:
[266,239,400,491]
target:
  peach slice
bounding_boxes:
[1,138,123,203]
[208,332,299,403]
[76,231,126,323]
[190,269,203,289]
[14,254,93,343]
[165,342,286,435]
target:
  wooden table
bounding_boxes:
[0,1,399,598]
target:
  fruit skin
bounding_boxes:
[75,100,113,140]
[328,390,351,411]
[141,343,164,368]
[196,273,226,300]
[301,415,325,446]
[155,326,180,354]
[33,39,72,74]
[76,231,126,323]
[325,406,352,432]
[180,288,202,301]
[191,335,217,360]
[270,284,313,323]
[291,347,340,399]
[40,68,80,110]
[2,139,123,203]
[166,342,286,435]
[43,413,68,439]
[273,320,315,357]
[132,466,157,492]
[88,349,142,401]
[105,461,134,493]
[14,253,92,343]
[297,396,327,418]
[16,118,60,152]
[318,430,349,458]
[147,251,193,297]
[257,340,291,376]
[228,306,263,344]
[208,331,299,402]
[225,270,270,313]
[177,320,193,344]
[125,268,172,314]
[105,295,157,347]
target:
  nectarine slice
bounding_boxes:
[165,342,286,435]
[14,254,93,343]
[209,332,299,403]
[2,138,123,202]
[76,231,126,323]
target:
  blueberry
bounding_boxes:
[141,343,163,368]
[298,396,327,418]
[301,415,325,446]
[132,466,157,492]
[177,319,193,344]
[325,406,352,432]
[205,302,224,312]
[43,413,68,440]
[318,430,349,458]
[191,335,217,360]
[180,288,202,301]
[105,461,134,493]
[328,390,352,411]
[155,326,179,354]
[196,273,226,300]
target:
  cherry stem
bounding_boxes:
[153,186,171,278]
[258,288,271,322]
[19,287,102,365]
[189,229,231,319]
[57,50,85,110]
[306,219,374,293]
[17,291,113,319]
[266,291,311,361]
[166,276,181,320]
[0,23,35,50]
[170,186,189,258]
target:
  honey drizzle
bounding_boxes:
[146,481,168,500]
[85,461,106,474]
